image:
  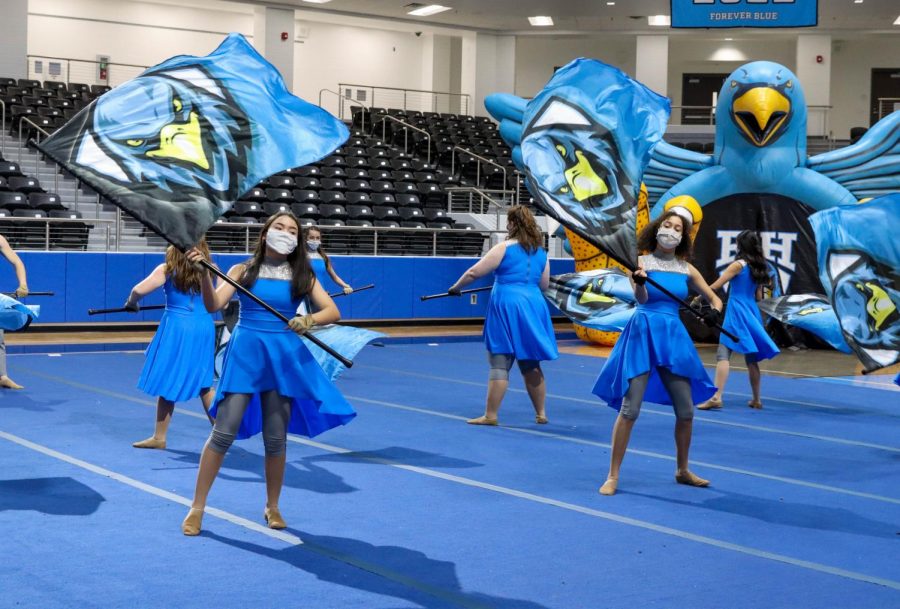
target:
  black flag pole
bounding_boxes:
[539,203,739,342]
[197,259,352,368]
[329,284,375,298]
[88,304,166,315]
[2,291,55,297]
[420,285,493,301]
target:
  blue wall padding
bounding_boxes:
[0,252,574,323]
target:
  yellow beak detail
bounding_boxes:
[146,111,209,170]
[564,151,609,201]
[579,281,616,306]
[732,87,790,147]
[797,307,824,316]
[857,281,898,331]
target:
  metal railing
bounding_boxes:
[207,221,499,257]
[15,117,59,195]
[318,88,371,131]
[374,115,432,165]
[0,216,114,250]
[0,99,6,157]
[338,83,471,116]
[450,146,508,198]
[26,55,148,88]
[876,97,900,121]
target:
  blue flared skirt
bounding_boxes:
[137,310,215,402]
[593,309,716,410]
[720,300,780,361]
[483,283,558,361]
[211,323,357,440]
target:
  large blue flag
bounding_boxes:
[37,34,348,250]
[758,294,850,353]
[543,268,636,332]
[809,195,900,372]
[0,293,39,331]
[519,58,670,270]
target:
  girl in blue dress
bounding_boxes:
[594,210,722,496]
[305,226,353,295]
[447,206,558,426]
[698,230,779,410]
[182,212,356,536]
[299,226,384,381]
[127,240,215,450]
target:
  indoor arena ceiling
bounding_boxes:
[232,0,900,34]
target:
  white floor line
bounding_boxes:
[294,437,900,592]
[341,394,900,506]
[13,368,900,591]
[20,367,900,506]
[361,365,900,453]
[0,430,303,545]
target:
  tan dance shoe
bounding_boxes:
[182,508,204,536]
[264,506,287,530]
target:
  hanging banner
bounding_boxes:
[671,0,818,29]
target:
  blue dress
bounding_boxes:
[593,254,716,410]
[137,278,214,402]
[301,252,386,381]
[483,242,558,361]
[211,276,357,440]
[720,263,780,361]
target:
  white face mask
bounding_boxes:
[656,227,682,249]
[306,239,321,252]
[265,228,298,255]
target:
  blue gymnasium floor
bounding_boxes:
[1,339,899,609]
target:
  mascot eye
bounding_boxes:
[785,80,793,89]
[173,97,183,112]
[558,186,570,194]
[555,144,567,157]
[126,139,145,147]
[730,80,737,88]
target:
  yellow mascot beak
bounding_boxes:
[857,281,898,331]
[732,87,791,147]
[579,280,616,305]
[563,151,609,201]
[146,110,210,170]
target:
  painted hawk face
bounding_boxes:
[75,65,251,206]
[522,96,635,239]
[547,269,635,331]
[827,250,900,369]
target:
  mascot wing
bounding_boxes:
[485,93,527,171]
[643,141,715,205]
[807,111,900,200]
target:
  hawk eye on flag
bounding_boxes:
[520,58,670,270]
[37,33,349,250]
[758,294,850,354]
[0,293,39,332]
[810,195,900,373]
[543,268,636,332]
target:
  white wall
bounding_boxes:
[514,36,636,97]
[831,36,900,140]
[0,0,28,79]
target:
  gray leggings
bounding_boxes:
[716,343,759,365]
[487,352,540,381]
[206,391,292,457]
[619,368,694,422]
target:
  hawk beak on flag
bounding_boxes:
[146,110,210,170]
[563,150,609,201]
[579,281,615,305]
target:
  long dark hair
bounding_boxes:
[735,230,771,286]
[304,226,333,273]
[241,212,315,300]
[637,210,693,260]
[507,205,544,253]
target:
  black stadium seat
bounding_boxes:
[319,190,346,204]
[28,192,64,211]
[319,203,347,220]
[292,202,319,219]
[263,201,291,216]
[265,188,293,203]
